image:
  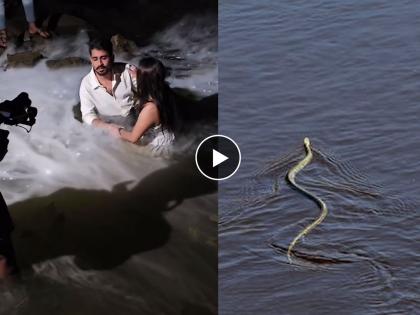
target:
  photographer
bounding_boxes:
[0,92,36,279]
[0,192,17,278]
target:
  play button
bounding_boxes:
[195,135,241,181]
[213,149,228,167]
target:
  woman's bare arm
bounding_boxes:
[119,102,160,143]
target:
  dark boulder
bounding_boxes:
[7,51,43,67]
[34,0,217,45]
[46,57,89,69]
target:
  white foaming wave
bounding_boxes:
[0,63,165,205]
[169,66,218,96]
[159,14,218,95]
[32,255,152,311]
[32,256,94,284]
[137,14,218,95]
[41,30,90,60]
[157,15,217,68]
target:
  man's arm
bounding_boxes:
[79,79,99,125]
[79,80,121,136]
[91,118,121,137]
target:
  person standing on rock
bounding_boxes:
[0,0,50,48]
[79,37,138,137]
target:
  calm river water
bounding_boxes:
[220,1,420,314]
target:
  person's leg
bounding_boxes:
[0,0,5,30]
[0,235,19,279]
[0,0,6,48]
[0,193,18,278]
[22,0,50,38]
[21,0,35,25]
[0,255,8,279]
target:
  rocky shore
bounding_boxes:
[5,0,216,45]
[1,0,216,69]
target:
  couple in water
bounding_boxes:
[80,38,177,152]
[0,38,178,280]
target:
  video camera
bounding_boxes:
[0,92,37,162]
[0,92,37,128]
[0,92,36,276]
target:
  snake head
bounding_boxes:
[304,137,311,146]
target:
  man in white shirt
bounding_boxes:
[79,37,137,136]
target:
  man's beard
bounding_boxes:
[94,65,111,76]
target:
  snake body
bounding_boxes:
[286,137,328,263]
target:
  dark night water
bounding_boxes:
[219,1,420,314]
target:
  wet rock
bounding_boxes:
[46,57,89,69]
[111,34,137,56]
[72,102,83,123]
[7,51,44,68]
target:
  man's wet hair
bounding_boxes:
[88,37,114,56]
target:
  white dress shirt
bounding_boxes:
[79,63,136,125]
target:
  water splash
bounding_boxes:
[0,16,217,205]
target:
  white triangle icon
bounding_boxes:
[213,149,229,167]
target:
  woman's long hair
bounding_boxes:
[136,57,177,133]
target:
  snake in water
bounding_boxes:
[286,137,328,263]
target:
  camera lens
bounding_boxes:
[27,107,37,118]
